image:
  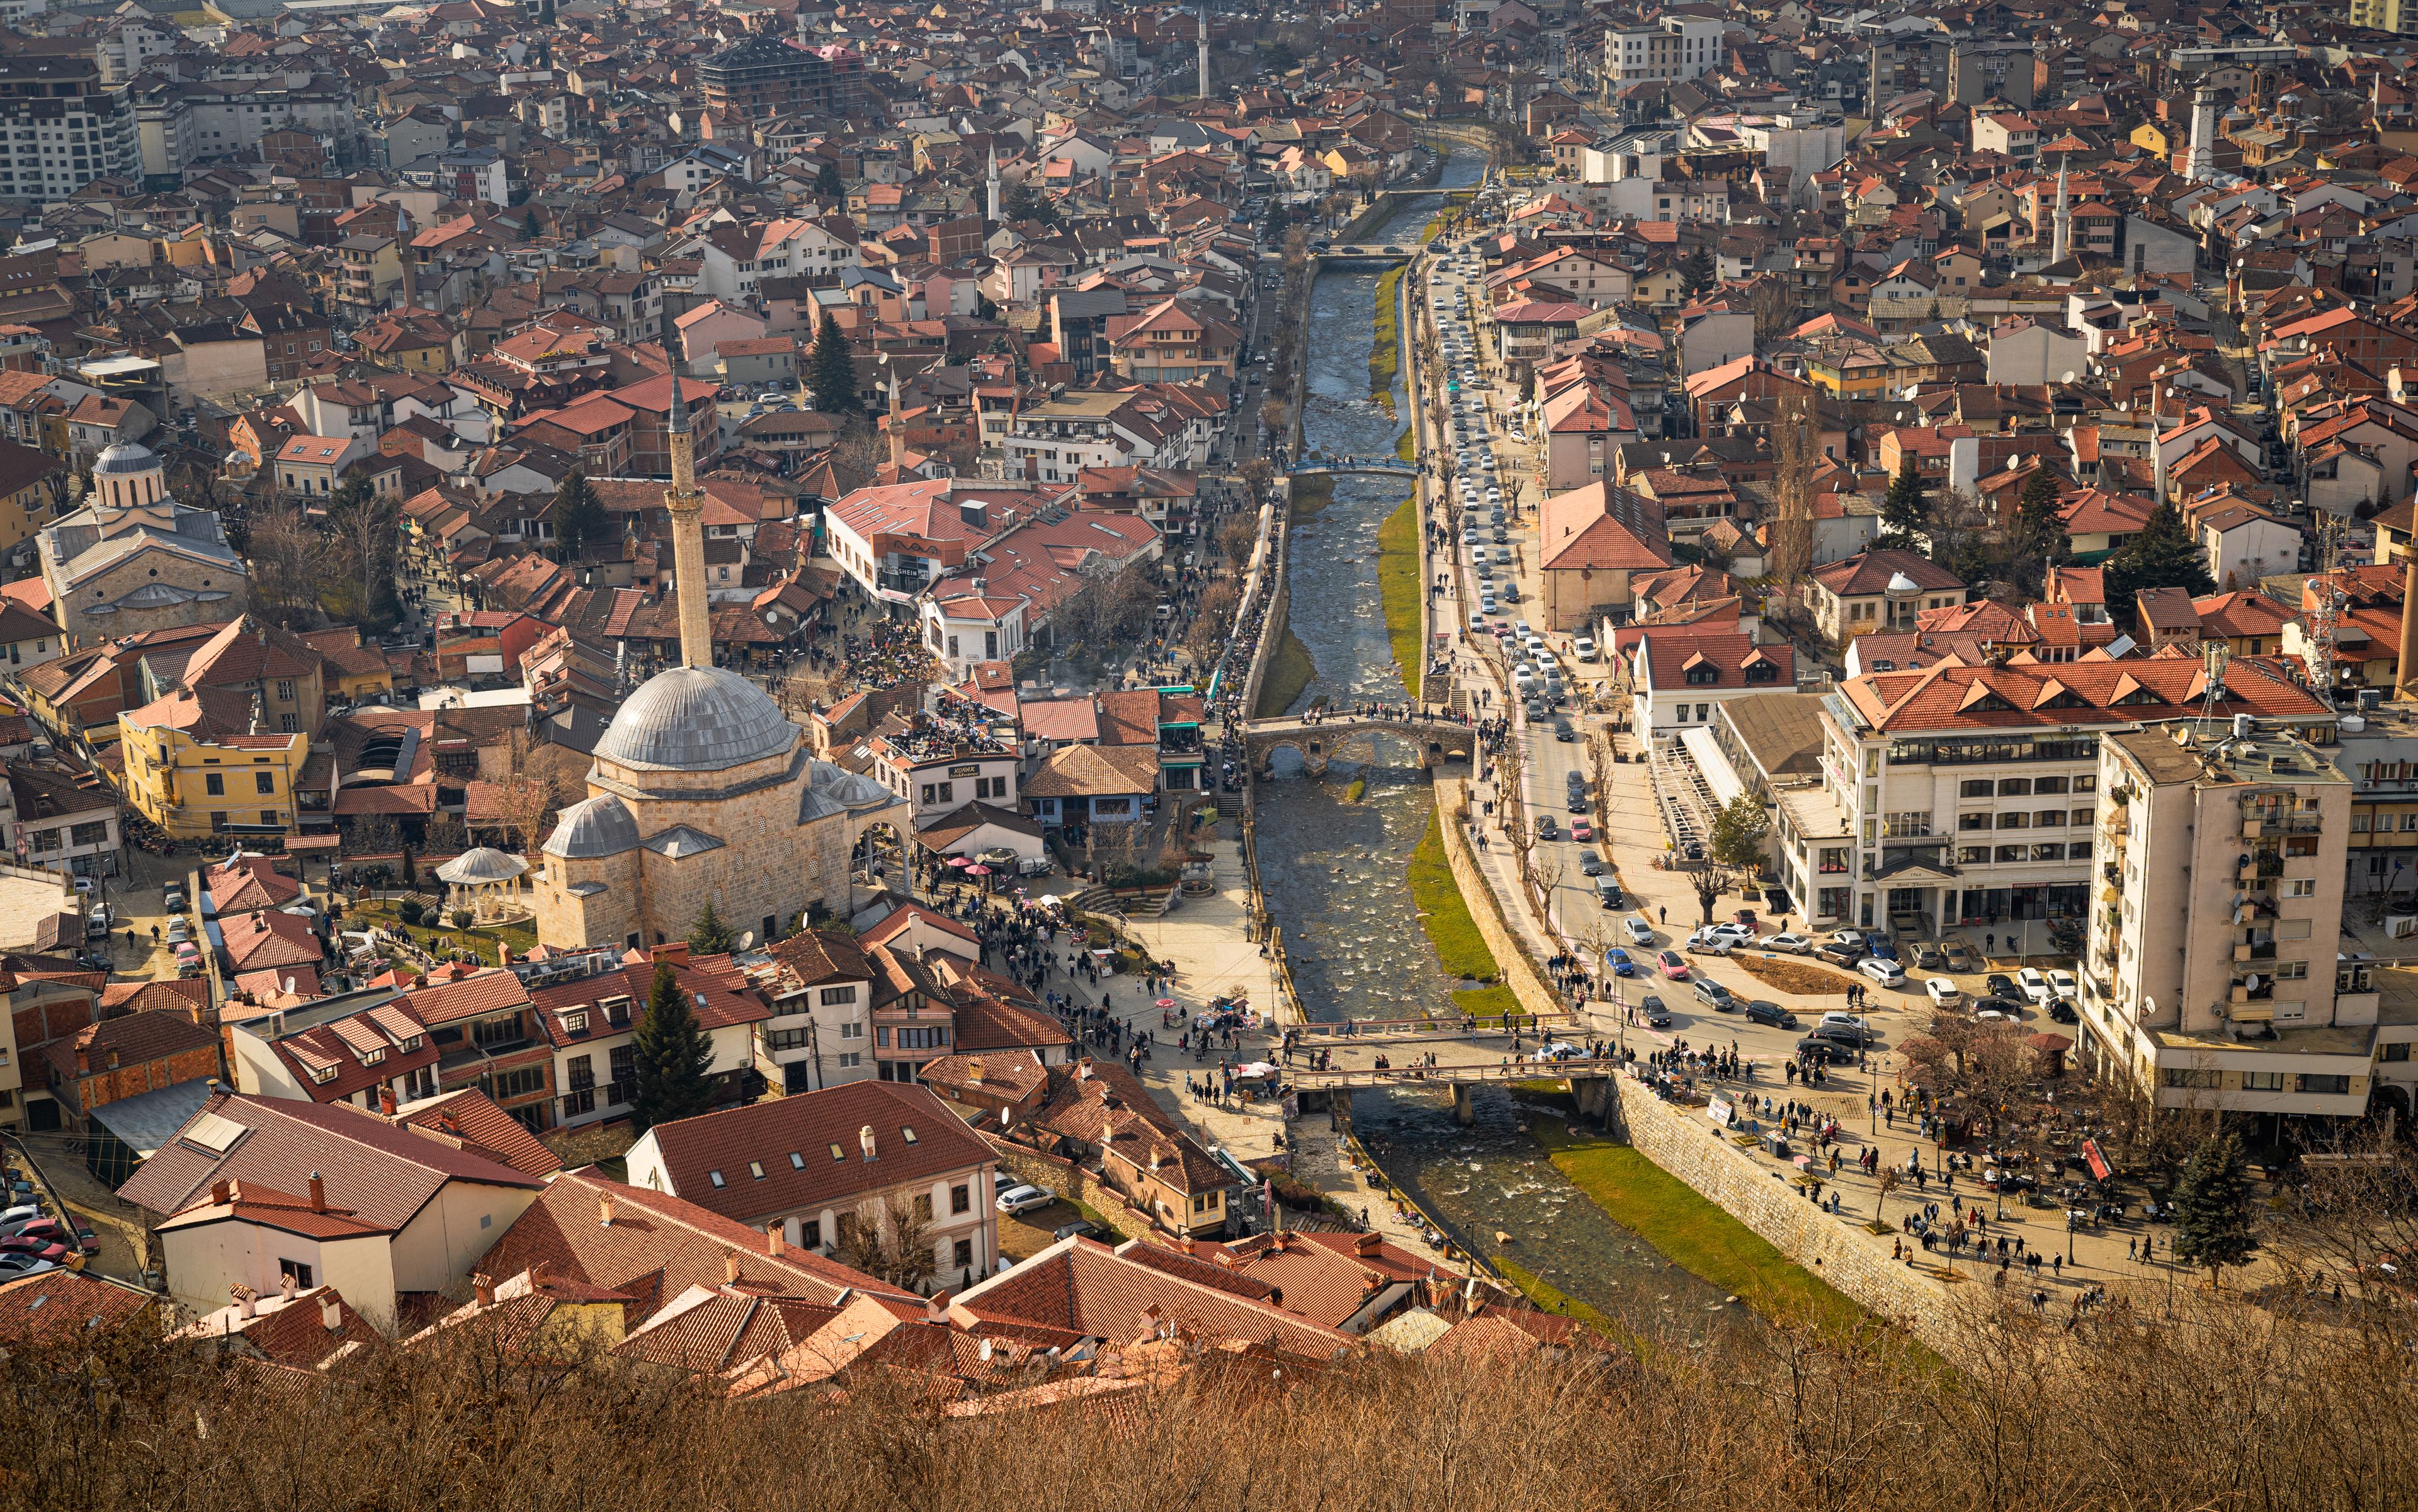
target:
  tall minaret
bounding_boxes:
[986,145,1001,222]
[1197,4,1211,99]
[660,312,712,670]
[2050,156,2070,265]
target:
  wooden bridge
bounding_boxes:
[1235,711,1477,775]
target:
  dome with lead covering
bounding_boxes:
[435,846,527,884]
[594,666,795,773]
[543,793,640,859]
[94,442,160,476]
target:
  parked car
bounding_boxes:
[1686,931,1734,957]
[2016,968,2053,1005]
[0,1256,57,1278]
[1655,950,1689,980]
[1795,1037,1854,1065]
[1866,938,1900,962]
[1053,1219,1108,1242]
[1759,932,1813,955]
[1912,943,1946,970]
[1703,923,1756,945]
[1923,977,1962,1008]
[2048,998,2080,1024]
[1691,978,1735,1010]
[1985,973,2019,1000]
[1858,957,1909,989]
[1623,916,1655,946]
[1640,995,1672,1028]
[1971,996,2024,1019]
[1817,1011,1872,1035]
[1826,929,1867,950]
[2046,968,2079,999]
[165,918,191,944]
[1808,1022,1879,1050]
[1532,1043,1587,1063]
[1812,943,1862,969]
[995,1184,1055,1215]
[1942,941,1979,973]
[1744,1000,1797,1029]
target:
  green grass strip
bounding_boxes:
[1530,1121,1870,1339]
[1254,625,1316,719]
[1394,424,1416,463]
[1493,1256,1640,1350]
[1369,264,1404,392]
[1376,496,1422,697]
[1409,808,1499,982]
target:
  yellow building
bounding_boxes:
[0,438,55,561]
[2129,121,2175,158]
[117,686,310,842]
[1804,346,1891,397]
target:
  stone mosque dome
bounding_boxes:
[593,665,796,773]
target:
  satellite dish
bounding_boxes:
[2060,370,2076,384]
[738,930,756,950]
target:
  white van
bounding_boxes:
[1573,636,1597,662]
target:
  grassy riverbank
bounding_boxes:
[1254,625,1317,719]
[1289,472,1335,520]
[1408,809,1499,983]
[1530,1120,1869,1338]
[1368,264,1404,399]
[1375,496,1422,696]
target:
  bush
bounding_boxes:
[397,901,423,927]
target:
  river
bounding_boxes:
[1257,151,1749,1344]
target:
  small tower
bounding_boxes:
[657,309,711,671]
[2050,156,2070,265]
[1197,4,1211,99]
[985,144,1001,222]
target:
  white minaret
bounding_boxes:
[1197,4,1211,98]
[2050,156,2070,264]
[659,310,711,670]
[2150,409,2169,504]
[986,145,1001,222]
[2185,86,2219,183]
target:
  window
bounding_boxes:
[749,1161,766,1179]
[802,1219,823,1248]
[838,1020,865,1040]
[256,771,276,794]
[1817,846,1849,874]
[838,1052,863,1068]
[566,1055,594,1090]
[2385,1043,2411,1063]
[205,773,224,796]
[2034,810,2065,828]
[1996,778,2031,797]
[278,1258,314,1288]
[2284,878,2316,898]
[950,1183,970,1215]
[1959,812,1992,832]
[2241,1071,2285,1091]
[2033,776,2069,795]
[2298,1074,2352,1095]
[764,1026,812,1052]
[2162,1067,2220,1089]
[2031,843,2064,862]
[900,1125,918,1144]
[709,1170,726,1187]
[69,820,106,847]
[829,1143,846,1161]
[491,1066,545,1100]
[913,1193,934,1221]
[1997,812,2030,830]
[1959,779,1994,799]
[819,986,859,1006]
[1995,845,2026,863]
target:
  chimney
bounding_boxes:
[378,1086,397,1116]
[1076,1057,1094,1081]
[860,1124,877,1161]
[279,1270,297,1303]
[473,1273,496,1307]
[967,1057,984,1084]
[321,1296,343,1333]
[234,1284,256,1320]
[307,1171,326,1212]
[724,1249,742,1285]
[924,1289,951,1321]
[599,1195,616,1227]
[210,1179,232,1206]
[2398,544,2418,700]
[1354,1231,1383,1258]
[765,1220,783,1256]
[650,940,691,967]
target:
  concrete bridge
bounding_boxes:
[1237,712,1477,775]
[1284,1059,1622,1124]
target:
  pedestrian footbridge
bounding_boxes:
[1237,712,1476,775]
[1285,1059,1620,1123]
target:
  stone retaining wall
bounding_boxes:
[1431,777,1562,1023]
[1600,1076,1962,1352]
[984,1137,1157,1244]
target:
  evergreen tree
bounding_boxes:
[1877,452,1928,545]
[1002,180,1058,226]
[630,963,717,1133]
[2101,500,2214,611]
[1679,246,1716,297]
[549,467,608,562]
[688,896,734,955]
[2008,467,2072,590]
[814,161,844,198]
[809,308,862,416]
[2171,1132,2258,1287]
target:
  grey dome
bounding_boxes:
[542,793,640,858]
[435,846,526,884]
[94,442,160,476]
[596,666,795,772]
[810,759,903,811]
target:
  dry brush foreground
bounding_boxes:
[4,1284,2414,1512]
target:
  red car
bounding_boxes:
[1655,950,1690,980]
[0,1237,65,1264]
[4,1219,96,1253]
[1571,819,1594,842]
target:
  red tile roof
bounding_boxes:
[637,1081,995,1227]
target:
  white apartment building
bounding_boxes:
[0,55,138,202]
[1782,656,2332,937]
[1604,16,1727,85]
[2083,723,2417,1125]
[132,72,353,182]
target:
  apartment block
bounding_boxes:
[2082,722,2418,1123]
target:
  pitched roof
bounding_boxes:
[639,1081,994,1227]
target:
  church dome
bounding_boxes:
[542,794,640,858]
[94,441,160,476]
[595,666,795,773]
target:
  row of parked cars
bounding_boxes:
[0,1165,98,1280]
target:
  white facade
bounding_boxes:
[1605,16,1726,84]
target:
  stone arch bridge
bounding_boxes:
[1237,712,1476,776]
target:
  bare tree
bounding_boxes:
[243,500,334,628]
[1768,390,1818,590]
[836,1195,934,1292]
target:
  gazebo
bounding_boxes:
[434,847,530,924]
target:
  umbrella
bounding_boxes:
[965,865,992,877]
[1155,998,1176,1009]
[946,856,972,868]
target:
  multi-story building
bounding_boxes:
[131,71,352,184]
[1785,656,2332,936]
[696,37,865,117]
[36,445,246,647]
[526,950,767,1131]
[623,1079,1001,1293]
[2082,722,2417,1125]
[116,690,309,844]
[0,54,138,202]
[1603,16,1726,85]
